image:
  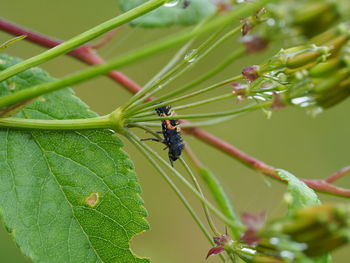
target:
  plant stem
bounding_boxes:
[126,134,213,242]
[143,41,194,92]
[127,123,163,140]
[172,93,235,111]
[0,115,112,130]
[164,48,245,101]
[325,166,350,183]
[125,48,244,116]
[117,0,276,109]
[127,102,271,122]
[125,74,243,117]
[0,0,168,82]
[0,19,142,95]
[124,25,240,111]
[185,146,242,240]
[124,13,220,110]
[179,157,219,235]
[128,134,227,263]
[132,93,236,119]
[180,116,240,128]
[3,16,350,198]
[0,0,274,109]
[127,132,243,230]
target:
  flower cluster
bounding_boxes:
[207,204,350,262]
[231,22,350,116]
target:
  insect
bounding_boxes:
[142,105,185,166]
[182,0,191,9]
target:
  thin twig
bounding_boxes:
[325,166,350,183]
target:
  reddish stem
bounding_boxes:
[90,28,122,49]
[302,179,350,197]
[325,166,350,183]
[1,18,349,198]
[184,126,280,179]
[0,19,142,94]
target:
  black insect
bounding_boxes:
[182,0,191,9]
[142,105,184,166]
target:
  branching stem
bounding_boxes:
[125,49,244,116]
[127,102,271,123]
[2,0,350,199]
[125,74,243,117]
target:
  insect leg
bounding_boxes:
[141,138,162,142]
[169,157,174,167]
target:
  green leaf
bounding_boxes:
[267,170,331,263]
[276,169,320,215]
[0,54,149,263]
[120,0,216,28]
[314,254,332,263]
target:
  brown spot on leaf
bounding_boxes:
[85,192,100,207]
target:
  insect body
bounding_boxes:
[153,105,185,166]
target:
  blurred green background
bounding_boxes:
[1,0,349,262]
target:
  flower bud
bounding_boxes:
[242,65,260,82]
[259,204,350,258]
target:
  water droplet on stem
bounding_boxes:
[164,0,179,7]
[184,49,198,63]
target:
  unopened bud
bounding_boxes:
[242,65,260,82]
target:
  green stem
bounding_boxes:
[0,0,274,109]
[0,115,112,130]
[0,101,269,131]
[127,132,242,230]
[126,134,214,242]
[122,15,227,111]
[128,134,227,263]
[194,25,241,64]
[127,123,163,140]
[198,167,242,240]
[128,122,160,128]
[125,48,244,117]
[125,25,240,111]
[141,41,194,91]
[125,74,243,117]
[173,93,235,111]
[172,48,245,98]
[185,147,242,240]
[0,0,168,82]
[180,116,240,128]
[179,157,219,235]
[127,102,271,122]
[132,92,235,119]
